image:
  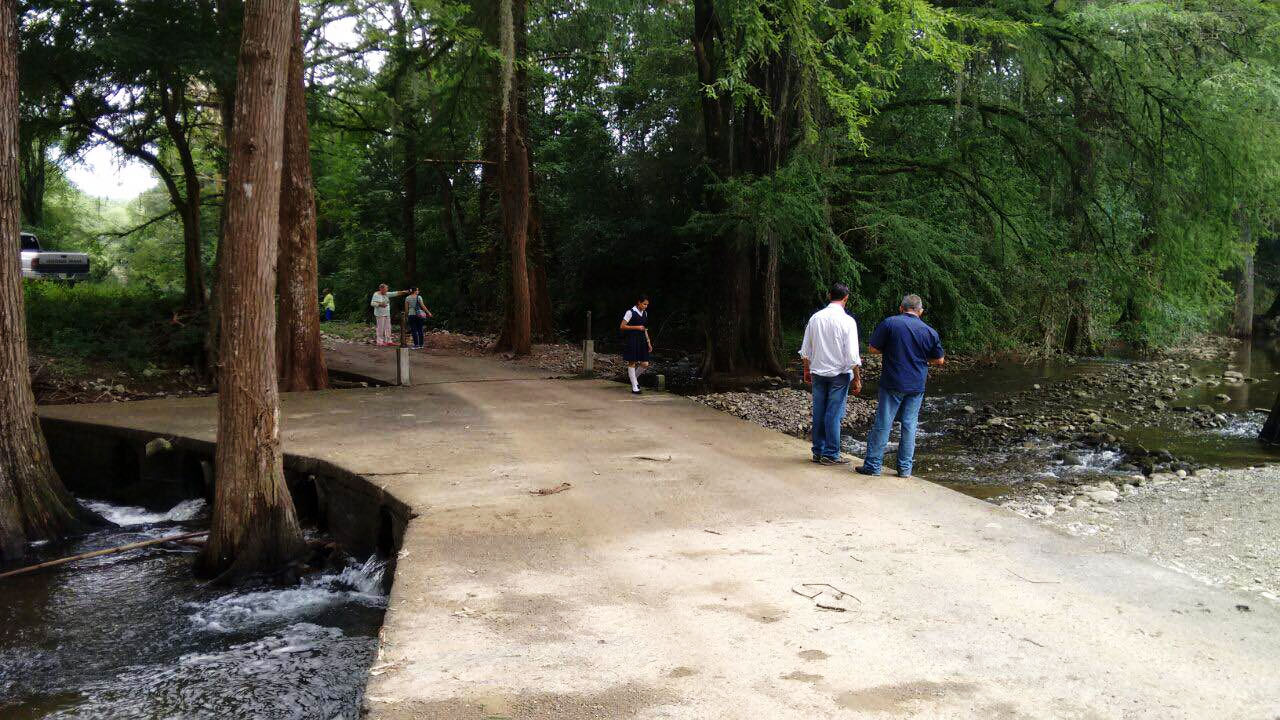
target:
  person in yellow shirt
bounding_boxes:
[321,288,335,322]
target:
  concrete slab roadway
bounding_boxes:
[39,345,1280,719]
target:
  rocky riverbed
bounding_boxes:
[997,466,1280,605]
[695,388,875,438]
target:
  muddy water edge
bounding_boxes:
[0,437,395,719]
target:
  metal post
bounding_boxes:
[583,311,595,373]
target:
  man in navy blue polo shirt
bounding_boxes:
[857,294,944,477]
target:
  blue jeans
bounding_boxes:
[811,373,851,459]
[408,315,426,347]
[863,387,925,475]
[323,309,333,322]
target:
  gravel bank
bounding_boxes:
[998,466,1280,605]
[694,388,875,439]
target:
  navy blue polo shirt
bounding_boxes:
[869,313,944,394]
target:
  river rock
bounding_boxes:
[1085,489,1119,504]
[1215,393,1231,402]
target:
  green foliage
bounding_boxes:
[16,0,1280,361]
[23,281,203,369]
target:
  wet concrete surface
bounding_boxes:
[35,343,1280,719]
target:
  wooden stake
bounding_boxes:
[0,531,208,581]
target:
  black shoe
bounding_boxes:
[820,456,850,465]
[897,468,911,477]
[631,388,642,395]
[855,465,880,476]
[811,454,822,463]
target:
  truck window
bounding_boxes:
[20,234,39,251]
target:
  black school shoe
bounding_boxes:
[631,388,642,395]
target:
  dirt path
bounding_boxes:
[40,344,1280,719]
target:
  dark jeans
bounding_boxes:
[863,386,925,475]
[811,373,851,459]
[323,309,333,322]
[408,315,425,347]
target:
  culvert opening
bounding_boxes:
[180,454,212,500]
[108,441,141,489]
[288,472,324,529]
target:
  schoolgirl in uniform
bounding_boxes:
[620,295,652,394]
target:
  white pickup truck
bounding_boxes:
[20,232,90,282]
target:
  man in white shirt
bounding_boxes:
[799,283,862,464]
[370,283,407,346]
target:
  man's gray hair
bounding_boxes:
[901,294,923,311]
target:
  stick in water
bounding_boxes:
[0,531,209,581]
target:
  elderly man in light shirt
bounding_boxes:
[799,283,862,465]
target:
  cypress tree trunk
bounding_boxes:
[1063,81,1100,356]
[692,1,788,379]
[495,0,532,355]
[1231,218,1254,339]
[161,81,208,313]
[276,0,327,392]
[401,128,418,288]
[18,135,45,226]
[0,0,83,566]
[527,195,554,343]
[198,0,306,580]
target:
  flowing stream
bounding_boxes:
[0,499,387,719]
[848,338,1280,498]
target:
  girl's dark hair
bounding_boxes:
[636,293,649,303]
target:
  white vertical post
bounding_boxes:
[396,346,411,385]
[583,310,594,373]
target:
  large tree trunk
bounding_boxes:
[527,195,553,343]
[275,0,327,392]
[401,128,418,288]
[1231,217,1254,339]
[1062,81,1100,356]
[494,0,531,355]
[198,0,306,581]
[203,0,244,383]
[179,203,205,311]
[692,1,788,379]
[161,82,208,313]
[18,135,45,226]
[0,0,83,566]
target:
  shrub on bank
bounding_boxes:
[23,280,204,368]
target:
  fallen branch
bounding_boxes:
[0,531,208,581]
[530,482,572,496]
[634,455,672,462]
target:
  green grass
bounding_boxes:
[318,319,372,342]
[23,280,204,371]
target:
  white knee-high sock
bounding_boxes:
[628,366,639,390]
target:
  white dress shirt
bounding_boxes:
[799,302,861,377]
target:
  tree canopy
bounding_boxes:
[18,0,1280,363]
